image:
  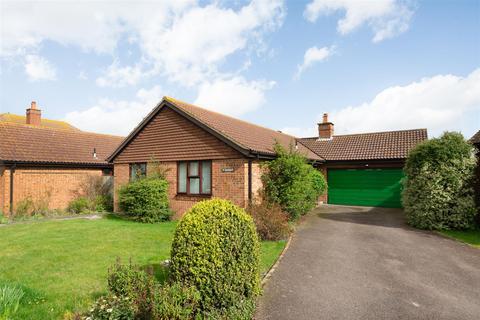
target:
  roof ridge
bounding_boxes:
[165,96,298,139]
[300,128,427,139]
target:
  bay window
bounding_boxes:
[177,160,212,195]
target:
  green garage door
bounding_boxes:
[327,168,404,208]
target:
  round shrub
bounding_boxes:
[170,199,261,312]
[118,178,172,223]
[403,132,477,230]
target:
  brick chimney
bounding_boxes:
[26,101,41,126]
[318,113,334,139]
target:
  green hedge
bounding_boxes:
[170,199,261,312]
[403,132,477,230]
[118,177,172,223]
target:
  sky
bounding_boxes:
[0,0,479,139]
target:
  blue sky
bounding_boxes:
[1,0,479,138]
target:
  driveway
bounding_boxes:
[256,205,480,320]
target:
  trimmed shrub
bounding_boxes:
[248,202,291,241]
[151,282,201,320]
[403,132,477,230]
[170,199,261,312]
[262,143,327,220]
[118,177,172,223]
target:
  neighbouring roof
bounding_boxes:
[109,97,323,162]
[0,122,124,166]
[470,130,480,145]
[0,113,80,131]
[299,129,428,161]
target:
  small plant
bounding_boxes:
[67,197,91,214]
[0,284,24,320]
[14,192,51,218]
[85,294,135,320]
[262,143,327,220]
[248,201,291,241]
[403,132,477,230]
[107,260,155,318]
[118,177,172,223]
[0,211,9,224]
[171,199,261,312]
[151,282,201,320]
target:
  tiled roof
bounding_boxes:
[109,97,323,161]
[470,130,480,144]
[299,129,428,161]
[0,113,80,131]
[0,122,124,165]
[165,97,322,160]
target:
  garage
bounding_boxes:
[327,168,404,208]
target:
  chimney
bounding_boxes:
[318,113,334,139]
[26,101,41,126]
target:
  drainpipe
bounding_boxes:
[9,163,16,215]
[248,159,252,205]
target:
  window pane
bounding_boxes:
[201,161,211,194]
[189,177,200,194]
[130,163,146,181]
[189,161,199,176]
[178,162,187,193]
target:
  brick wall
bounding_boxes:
[113,163,130,212]
[0,167,5,214]
[114,158,260,219]
[1,167,105,215]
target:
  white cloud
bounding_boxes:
[24,54,57,81]
[295,45,334,79]
[326,69,480,137]
[96,61,145,88]
[195,77,276,117]
[64,86,164,136]
[2,0,284,92]
[304,0,413,42]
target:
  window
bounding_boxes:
[130,163,146,181]
[177,160,212,195]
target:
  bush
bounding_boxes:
[0,284,24,320]
[248,202,291,240]
[66,197,91,214]
[403,132,477,230]
[262,143,327,220]
[151,282,201,320]
[107,260,155,318]
[118,177,172,223]
[84,294,135,320]
[170,199,261,312]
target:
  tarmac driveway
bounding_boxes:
[255,205,480,320]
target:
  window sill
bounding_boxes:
[175,194,212,200]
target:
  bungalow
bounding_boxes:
[0,102,124,215]
[108,97,427,217]
[470,130,480,214]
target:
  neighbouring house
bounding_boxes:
[108,97,427,217]
[470,130,480,214]
[0,101,124,215]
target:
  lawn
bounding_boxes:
[0,216,286,319]
[440,229,480,248]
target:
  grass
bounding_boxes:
[440,229,480,247]
[0,216,286,319]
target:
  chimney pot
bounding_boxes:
[323,113,328,123]
[31,101,37,109]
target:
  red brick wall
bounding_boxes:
[114,158,258,219]
[0,167,106,215]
